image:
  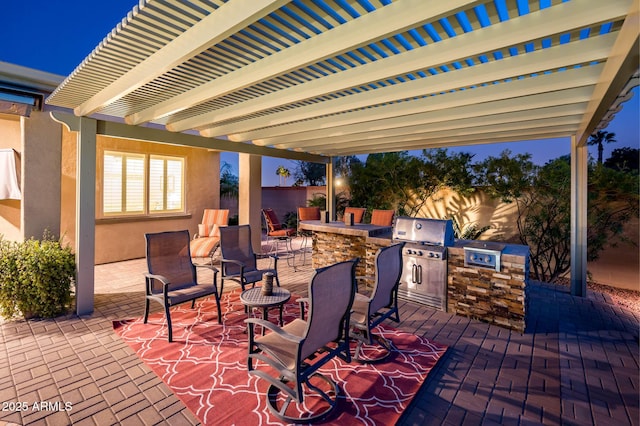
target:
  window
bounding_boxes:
[103,151,184,216]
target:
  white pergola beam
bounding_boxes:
[75,0,290,117]
[131,0,481,127]
[167,0,628,133]
[303,117,581,154]
[201,33,615,137]
[576,0,639,145]
[269,98,589,149]
[320,126,577,156]
[278,107,585,150]
[234,64,603,143]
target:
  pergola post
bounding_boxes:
[570,135,588,297]
[325,158,337,221]
[238,153,262,253]
[76,117,97,315]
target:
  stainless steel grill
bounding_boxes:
[393,217,454,311]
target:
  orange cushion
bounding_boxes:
[298,207,321,221]
[263,209,282,231]
[344,207,366,223]
[371,209,394,226]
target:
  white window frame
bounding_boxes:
[101,150,185,217]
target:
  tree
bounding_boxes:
[515,156,572,282]
[293,161,325,186]
[220,161,238,198]
[348,149,476,218]
[587,163,639,259]
[275,165,290,186]
[473,150,538,202]
[349,152,425,217]
[481,153,639,282]
[587,130,617,166]
[604,147,639,173]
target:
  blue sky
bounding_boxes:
[2,1,637,186]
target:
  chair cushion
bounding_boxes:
[167,283,218,305]
[344,207,366,223]
[190,236,220,258]
[269,228,295,237]
[350,292,369,325]
[298,207,321,221]
[370,209,394,226]
[198,223,221,238]
[255,318,307,369]
[263,208,283,231]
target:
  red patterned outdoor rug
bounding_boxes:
[113,290,447,425]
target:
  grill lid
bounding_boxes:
[393,217,454,246]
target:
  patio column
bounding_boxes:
[570,135,588,297]
[20,110,62,240]
[238,153,262,252]
[325,158,337,221]
[75,117,97,315]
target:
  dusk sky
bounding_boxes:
[2,1,637,186]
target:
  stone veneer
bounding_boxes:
[300,221,392,278]
[311,231,368,277]
[302,219,530,333]
[447,245,529,333]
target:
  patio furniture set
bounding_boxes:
[142,207,405,421]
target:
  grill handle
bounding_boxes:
[411,263,423,285]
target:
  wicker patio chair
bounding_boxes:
[246,258,358,422]
[144,230,221,342]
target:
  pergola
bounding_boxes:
[45,0,639,314]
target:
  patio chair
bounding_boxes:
[189,209,229,264]
[297,206,321,265]
[144,230,221,342]
[344,207,366,223]
[219,224,279,294]
[246,258,358,422]
[350,242,404,362]
[262,208,296,260]
[370,209,395,226]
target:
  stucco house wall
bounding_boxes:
[0,114,22,241]
[0,110,62,243]
[260,186,326,224]
[416,187,520,241]
[60,127,222,264]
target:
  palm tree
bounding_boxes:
[588,130,617,166]
[275,165,290,186]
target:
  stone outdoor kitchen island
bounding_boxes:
[298,220,392,278]
[299,220,529,333]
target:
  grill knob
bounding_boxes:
[417,250,423,256]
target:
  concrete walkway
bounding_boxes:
[0,252,638,425]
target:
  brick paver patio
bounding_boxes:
[0,243,637,425]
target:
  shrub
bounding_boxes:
[0,233,76,320]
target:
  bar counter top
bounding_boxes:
[298,220,392,238]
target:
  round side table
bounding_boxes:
[240,287,291,331]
